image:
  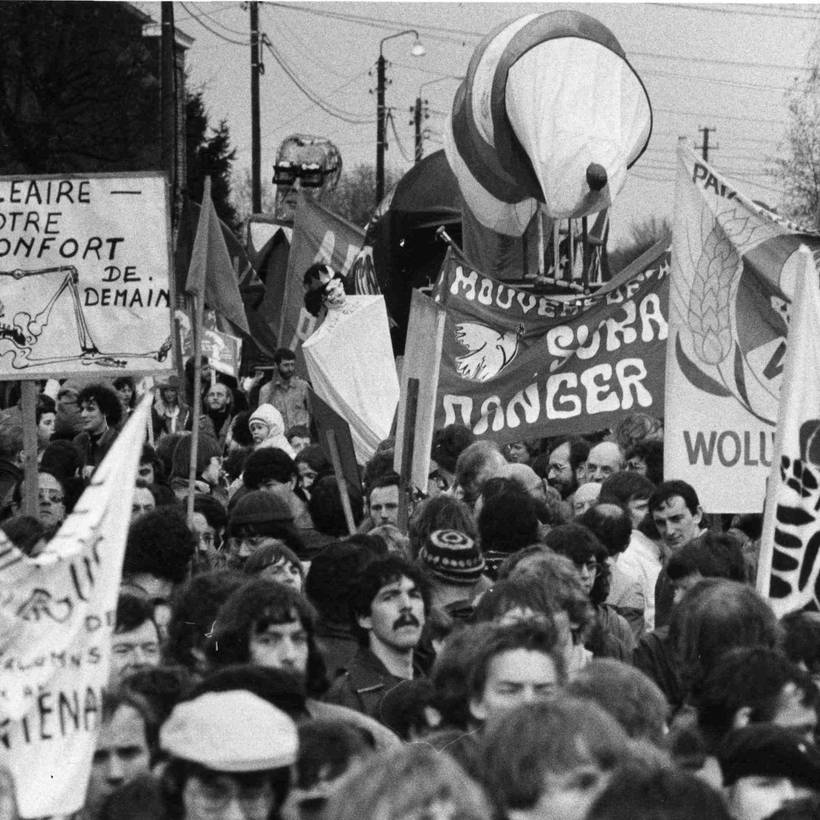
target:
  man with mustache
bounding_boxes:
[325,555,429,722]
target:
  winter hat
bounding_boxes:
[160,690,298,772]
[249,404,284,435]
[228,489,294,535]
[418,529,485,586]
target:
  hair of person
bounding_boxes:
[374,678,437,740]
[666,531,747,583]
[0,515,47,556]
[273,347,296,365]
[154,432,185,478]
[139,443,166,480]
[625,439,665,484]
[695,646,816,752]
[368,524,410,557]
[648,479,700,516]
[294,443,330,474]
[304,541,378,624]
[165,569,247,670]
[115,593,157,635]
[38,437,82,481]
[430,424,476,474]
[120,665,193,734]
[669,579,780,698]
[0,417,23,461]
[308,476,363,537]
[112,376,138,408]
[565,659,669,745]
[207,578,328,697]
[348,554,430,630]
[477,478,540,553]
[577,504,633,556]
[547,435,591,471]
[228,412,255,449]
[170,433,221,480]
[454,440,505,505]
[101,686,159,759]
[543,523,611,604]
[192,493,228,533]
[408,495,477,559]
[77,382,123,427]
[494,544,552,580]
[160,758,291,820]
[425,604,455,645]
[781,610,820,674]
[480,696,627,816]
[187,663,309,722]
[242,447,298,490]
[222,444,253,482]
[242,541,304,582]
[296,719,374,790]
[98,771,164,820]
[35,394,56,423]
[585,763,730,820]
[367,470,401,499]
[467,619,567,702]
[122,507,196,584]
[600,471,657,505]
[322,742,492,820]
[285,424,310,444]
[472,576,560,623]
[362,450,395,497]
[343,533,389,557]
[508,550,595,631]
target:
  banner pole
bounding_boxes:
[326,429,356,535]
[20,381,38,518]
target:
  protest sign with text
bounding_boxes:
[665,140,820,512]
[0,174,173,377]
[0,397,150,817]
[433,246,669,444]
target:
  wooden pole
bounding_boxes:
[397,377,419,533]
[20,381,38,518]
[326,429,356,535]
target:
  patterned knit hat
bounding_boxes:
[419,529,485,586]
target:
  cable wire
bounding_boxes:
[179,2,249,45]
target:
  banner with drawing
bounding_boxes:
[665,141,820,512]
[0,397,149,817]
[0,173,173,377]
[433,246,669,444]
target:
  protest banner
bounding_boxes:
[757,248,820,616]
[177,310,243,378]
[0,173,174,377]
[665,139,820,512]
[0,395,150,817]
[279,195,364,352]
[433,244,669,445]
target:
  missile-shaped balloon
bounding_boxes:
[445,10,652,235]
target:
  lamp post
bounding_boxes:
[412,75,463,163]
[376,29,425,204]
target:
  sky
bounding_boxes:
[135,1,820,246]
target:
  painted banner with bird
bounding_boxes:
[433,243,669,444]
[664,141,820,513]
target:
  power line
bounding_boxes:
[654,3,820,21]
[387,110,414,163]
[179,2,249,46]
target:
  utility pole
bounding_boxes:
[160,1,177,229]
[376,52,387,203]
[698,126,717,161]
[411,95,426,163]
[250,1,261,213]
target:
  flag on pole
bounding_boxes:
[757,247,820,617]
[185,179,250,335]
[0,395,151,817]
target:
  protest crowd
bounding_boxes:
[0,312,818,820]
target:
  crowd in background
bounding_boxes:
[0,347,817,820]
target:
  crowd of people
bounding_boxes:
[0,344,818,820]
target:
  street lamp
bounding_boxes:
[412,75,463,163]
[376,29,425,203]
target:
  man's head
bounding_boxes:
[86,689,155,817]
[599,471,656,529]
[649,480,703,551]
[77,383,122,435]
[204,382,232,414]
[572,481,601,517]
[368,472,400,527]
[481,696,628,820]
[667,531,747,603]
[110,594,161,686]
[468,619,566,724]
[160,690,298,820]
[243,447,298,492]
[273,348,297,381]
[286,425,311,455]
[719,725,820,820]
[547,437,590,498]
[418,529,486,591]
[585,441,625,484]
[350,555,428,653]
[576,504,633,558]
[227,490,302,568]
[454,440,508,508]
[209,578,326,696]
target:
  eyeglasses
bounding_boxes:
[273,162,330,188]
[38,489,64,504]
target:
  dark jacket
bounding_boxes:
[323,646,420,723]
[73,426,118,473]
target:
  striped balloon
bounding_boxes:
[445,10,652,235]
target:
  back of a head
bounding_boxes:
[455,440,505,504]
[408,494,477,559]
[586,765,730,820]
[478,479,539,553]
[600,471,656,506]
[309,476,363,537]
[566,659,669,745]
[123,507,195,584]
[296,719,373,790]
[431,424,476,474]
[577,504,632,556]
[305,541,376,623]
[543,523,607,565]
[243,447,297,490]
[322,743,492,820]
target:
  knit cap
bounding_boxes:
[418,529,485,586]
[228,489,294,536]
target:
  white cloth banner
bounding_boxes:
[303,296,399,463]
[757,249,820,617]
[0,396,150,818]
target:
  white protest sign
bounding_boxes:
[0,396,150,818]
[0,173,173,377]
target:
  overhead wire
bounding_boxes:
[179,2,249,45]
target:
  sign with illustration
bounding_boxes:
[0,173,174,377]
[665,141,820,511]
